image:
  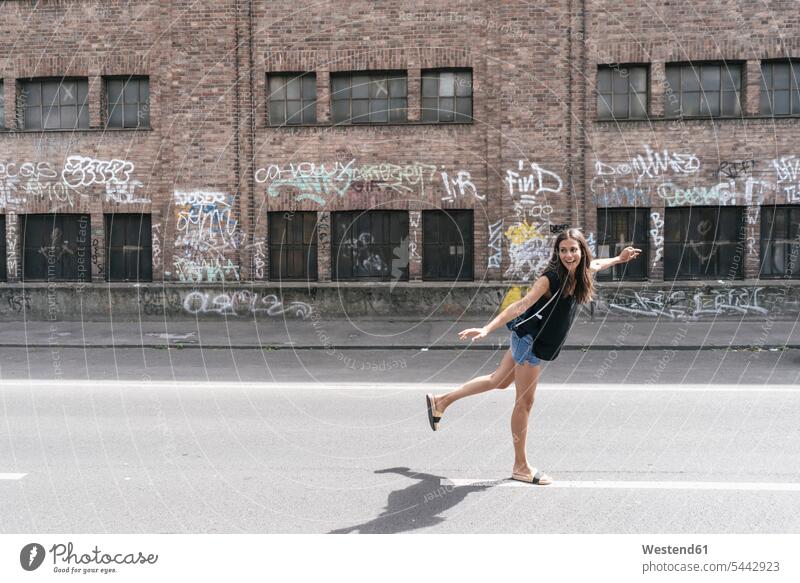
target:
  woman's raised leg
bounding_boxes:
[431,349,515,415]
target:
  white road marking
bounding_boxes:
[0,380,798,392]
[0,473,26,480]
[441,478,800,492]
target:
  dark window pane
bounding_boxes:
[612,71,628,93]
[421,97,438,121]
[683,66,700,91]
[597,68,612,92]
[286,100,301,124]
[139,79,149,104]
[773,63,790,89]
[388,76,406,97]
[331,75,349,100]
[43,106,60,129]
[268,101,285,125]
[302,100,316,124]
[286,77,301,100]
[331,100,349,123]
[630,91,646,118]
[722,91,740,116]
[597,94,612,119]
[78,105,89,128]
[683,92,701,116]
[700,66,720,90]
[124,104,139,127]
[792,89,800,114]
[700,91,719,116]
[722,66,741,90]
[24,83,41,106]
[351,99,369,122]
[773,90,790,115]
[422,74,437,97]
[455,71,472,96]
[612,94,629,118]
[42,82,58,107]
[124,81,139,104]
[761,64,771,91]
[665,66,680,93]
[269,75,285,99]
[61,105,77,127]
[302,75,316,99]
[60,81,77,104]
[389,98,406,122]
[455,97,472,121]
[24,106,41,129]
[352,75,369,98]
[369,100,388,123]
[630,67,647,92]
[370,77,388,99]
[760,88,773,115]
[439,97,455,121]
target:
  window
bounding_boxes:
[330,71,407,124]
[332,211,408,280]
[596,65,648,120]
[106,76,149,128]
[20,78,89,130]
[20,214,90,281]
[0,215,6,281]
[421,69,472,122]
[422,210,473,280]
[0,81,4,128]
[665,63,742,118]
[760,205,800,278]
[268,211,318,280]
[664,207,745,280]
[267,73,316,125]
[596,208,649,280]
[105,214,152,281]
[760,61,800,116]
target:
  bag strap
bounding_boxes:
[512,284,563,330]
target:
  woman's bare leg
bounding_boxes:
[510,362,541,475]
[432,349,515,414]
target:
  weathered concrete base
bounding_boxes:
[1,280,799,321]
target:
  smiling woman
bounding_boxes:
[425,228,642,486]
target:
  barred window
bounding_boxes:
[760,205,800,278]
[106,76,149,128]
[332,211,408,280]
[596,208,649,281]
[664,207,746,280]
[331,71,407,124]
[268,211,318,281]
[267,73,316,125]
[596,65,648,120]
[21,213,91,281]
[665,63,742,118]
[422,210,473,280]
[21,78,89,130]
[105,213,152,281]
[421,69,472,123]
[760,61,800,116]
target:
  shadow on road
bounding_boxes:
[329,466,496,534]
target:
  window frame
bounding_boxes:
[331,210,409,281]
[104,213,153,282]
[663,206,746,281]
[20,213,91,281]
[422,210,474,281]
[759,204,800,279]
[421,68,473,123]
[105,75,150,129]
[268,211,319,281]
[759,60,800,117]
[596,64,649,120]
[330,71,408,125]
[267,72,317,126]
[0,80,5,129]
[595,208,649,281]
[664,61,743,119]
[0,215,6,281]
[19,77,89,130]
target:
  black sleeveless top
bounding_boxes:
[508,270,578,361]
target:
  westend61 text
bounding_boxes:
[49,542,158,565]
[642,544,708,555]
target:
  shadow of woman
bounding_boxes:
[330,466,498,534]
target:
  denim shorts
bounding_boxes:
[510,331,541,367]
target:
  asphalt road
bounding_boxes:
[1,346,799,533]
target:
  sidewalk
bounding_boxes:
[0,317,796,350]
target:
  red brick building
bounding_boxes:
[0,1,798,319]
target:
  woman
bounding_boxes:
[425,228,641,485]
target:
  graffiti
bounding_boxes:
[488,219,503,268]
[182,290,313,318]
[504,160,563,204]
[6,212,17,278]
[717,159,756,180]
[255,160,440,204]
[105,179,149,203]
[590,183,650,206]
[173,190,241,283]
[745,205,760,255]
[408,213,422,262]
[586,232,597,257]
[656,182,735,207]
[7,291,31,313]
[650,212,664,267]
[245,234,266,279]
[594,145,700,183]
[549,223,569,234]
[62,156,135,188]
[772,156,800,202]
[607,287,768,319]
[91,238,103,277]
[151,223,162,271]
[441,169,483,201]
[504,221,550,281]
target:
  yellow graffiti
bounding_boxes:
[500,285,529,312]
[504,220,544,245]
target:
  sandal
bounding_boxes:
[425,394,443,431]
[511,468,552,486]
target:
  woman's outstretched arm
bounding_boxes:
[458,275,551,342]
[590,246,642,273]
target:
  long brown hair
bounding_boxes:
[544,228,595,304]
